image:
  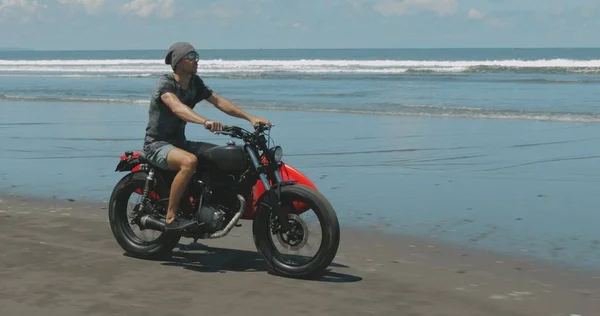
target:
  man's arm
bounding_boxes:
[206,93,252,121]
[161,92,208,125]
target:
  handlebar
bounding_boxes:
[213,122,273,140]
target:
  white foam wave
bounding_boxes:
[251,105,600,123]
[0,94,148,104]
[0,58,599,75]
[234,105,600,123]
[0,73,154,78]
[3,93,598,123]
[0,59,159,65]
[2,58,600,67]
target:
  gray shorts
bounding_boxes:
[143,141,217,170]
[144,143,175,170]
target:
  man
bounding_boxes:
[143,41,271,230]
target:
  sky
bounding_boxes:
[0,0,599,50]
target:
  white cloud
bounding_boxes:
[373,0,458,17]
[467,8,508,28]
[196,0,261,19]
[121,0,174,19]
[292,22,309,32]
[56,0,103,14]
[0,0,41,23]
[485,17,508,28]
[347,0,363,10]
[468,9,485,20]
[581,2,597,18]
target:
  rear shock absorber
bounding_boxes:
[140,168,155,205]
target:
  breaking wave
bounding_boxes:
[1,58,600,76]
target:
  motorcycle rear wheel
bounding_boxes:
[108,172,181,258]
[252,184,340,279]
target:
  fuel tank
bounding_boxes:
[200,144,247,172]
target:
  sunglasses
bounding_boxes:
[185,51,199,61]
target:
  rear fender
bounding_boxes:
[116,150,144,172]
[243,162,317,220]
[117,150,160,200]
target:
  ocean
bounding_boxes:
[2,48,600,122]
[1,48,600,271]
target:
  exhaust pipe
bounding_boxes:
[139,215,198,232]
[139,194,245,238]
[209,194,245,239]
[139,215,166,232]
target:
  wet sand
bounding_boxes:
[4,104,600,269]
[1,195,599,316]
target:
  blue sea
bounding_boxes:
[2,48,600,271]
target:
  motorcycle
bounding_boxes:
[108,123,340,279]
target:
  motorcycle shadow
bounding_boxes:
[127,242,363,283]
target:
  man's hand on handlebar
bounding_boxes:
[203,120,223,132]
[249,115,271,129]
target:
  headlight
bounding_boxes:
[270,146,283,162]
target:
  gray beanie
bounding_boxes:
[164,42,196,71]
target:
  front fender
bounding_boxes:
[243,162,316,220]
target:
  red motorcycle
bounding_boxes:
[108,123,340,279]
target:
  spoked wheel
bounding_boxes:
[253,184,340,279]
[108,172,181,258]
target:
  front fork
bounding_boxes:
[245,146,292,232]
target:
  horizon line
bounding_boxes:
[2,46,600,52]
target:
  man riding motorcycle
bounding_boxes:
[143,41,270,231]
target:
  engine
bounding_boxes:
[192,174,248,235]
[193,204,227,233]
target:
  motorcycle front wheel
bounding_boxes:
[252,184,340,279]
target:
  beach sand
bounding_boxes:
[1,195,599,316]
[3,101,600,314]
[3,103,600,269]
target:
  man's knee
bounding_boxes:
[180,153,198,171]
[166,148,198,171]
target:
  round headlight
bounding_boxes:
[270,146,283,162]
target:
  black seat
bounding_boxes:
[138,151,148,163]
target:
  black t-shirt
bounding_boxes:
[143,73,213,151]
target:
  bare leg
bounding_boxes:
[165,147,198,224]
